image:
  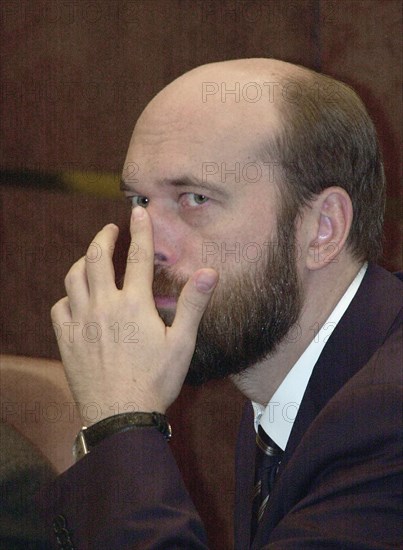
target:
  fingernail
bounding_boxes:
[132,206,145,219]
[195,271,218,292]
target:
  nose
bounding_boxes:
[147,205,181,267]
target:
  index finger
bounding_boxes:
[85,223,119,299]
[123,206,154,299]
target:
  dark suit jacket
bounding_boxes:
[0,423,55,549]
[36,264,403,549]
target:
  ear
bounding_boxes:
[305,187,353,270]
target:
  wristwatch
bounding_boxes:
[73,411,172,462]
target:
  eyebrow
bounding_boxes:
[120,179,136,193]
[120,175,230,198]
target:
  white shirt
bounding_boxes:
[252,263,368,450]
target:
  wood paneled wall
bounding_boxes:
[1,0,401,268]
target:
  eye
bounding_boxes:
[130,196,149,208]
[181,193,209,207]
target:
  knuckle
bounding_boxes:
[50,298,65,321]
[86,241,102,263]
[65,258,85,287]
[50,303,58,321]
[181,294,205,314]
[64,270,72,288]
[89,303,107,322]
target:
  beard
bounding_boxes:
[153,218,303,386]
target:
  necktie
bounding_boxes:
[250,425,283,541]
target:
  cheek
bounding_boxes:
[172,212,275,274]
[200,241,270,270]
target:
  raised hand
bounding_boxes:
[51,206,218,425]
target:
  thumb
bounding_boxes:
[171,268,218,342]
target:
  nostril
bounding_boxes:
[154,252,168,264]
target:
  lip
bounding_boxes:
[154,296,177,309]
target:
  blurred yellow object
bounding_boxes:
[62,170,121,198]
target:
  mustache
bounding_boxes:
[152,266,187,298]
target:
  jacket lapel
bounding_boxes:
[284,263,403,465]
[236,264,403,547]
[234,401,256,549]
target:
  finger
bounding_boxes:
[50,296,72,344]
[85,224,119,299]
[64,256,89,315]
[171,268,218,350]
[50,296,72,325]
[123,207,154,299]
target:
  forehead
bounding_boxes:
[125,90,281,188]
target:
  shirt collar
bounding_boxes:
[253,263,368,450]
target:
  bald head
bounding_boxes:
[125,58,385,263]
[146,57,308,104]
[133,60,283,160]
[134,58,307,151]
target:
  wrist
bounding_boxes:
[79,400,167,427]
[73,411,172,462]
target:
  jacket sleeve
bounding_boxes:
[35,427,209,549]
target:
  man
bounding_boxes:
[37,59,402,548]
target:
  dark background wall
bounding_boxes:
[0,2,401,548]
[1,0,401,264]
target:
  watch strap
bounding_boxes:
[73,411,172,461]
